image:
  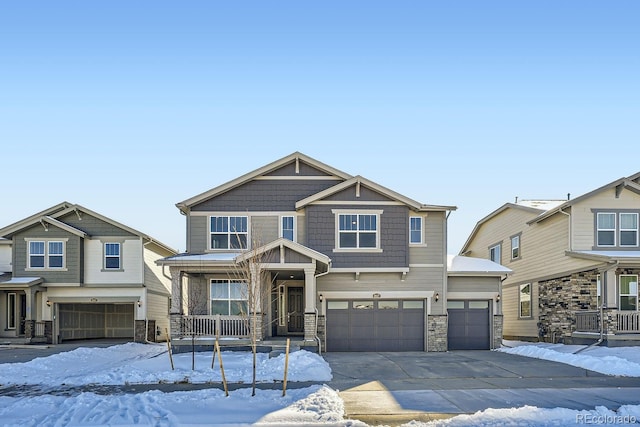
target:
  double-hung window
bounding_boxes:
[28,240,65,269]
[519,283,532,318]
[409,217,422,244]
[334,210,381,250]
[619,275,638,311]
[596,213,616,247]
[210,279,248,315]
[105,243,121,269]
[210,216,248,250]
[595,211,640,248]
[489,244,501,264]
[511,234,521,260]
[620,213,639,247]
[281,216,295,241]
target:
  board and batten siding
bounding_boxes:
[571,188,640,250]
[84,239,144,284]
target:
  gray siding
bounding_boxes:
[191,180,338,212]
[306,205,409,268]
[284,248,312,264]
[448,276,500,293]
[189,216,208,253]
[59,212,136,237]
[265,160,335,177]
[13,225,82,283]
[409,212,446,264]
[252,216,278,244]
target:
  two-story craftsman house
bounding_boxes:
[159,152,508,352]
[460,173,640,345]
[0,202,176,344]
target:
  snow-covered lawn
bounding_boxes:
[1,341,640,426]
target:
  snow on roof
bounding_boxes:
[447,255,512,275]
[516,200,566,211]
[0,276,43,286]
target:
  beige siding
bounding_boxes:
[146,291,170,341]
[143,247,171,295]
[448,276,500,293]
[502,281,539,339]
[84,239,144,284]
[571,188,640,250]
[410,212,446,264]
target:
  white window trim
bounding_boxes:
[597,212,616,247]
[280,215,296,242]
[409,216,425,246]
[210,279,248,316]
[208,215,249,251]
[25,238,68,271]
[331,209,383,253]
[519,283,532,318]
[7,292,16,330]
[489,243,501,264]
[511,234,520,260]
[619,212,639,247]
[102,241,124,272]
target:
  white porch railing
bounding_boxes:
[179,315,250,338]
[617,312,640,333]
[34,321,46,337]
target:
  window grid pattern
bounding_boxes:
[210,279,248,316]
[410,217,422,244]
[210,216,248,250]
[105,243,121,269]
[338,214,377,249]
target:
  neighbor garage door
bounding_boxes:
[447,300,490,350]
[326,299,424,351]
[59,303,134,341]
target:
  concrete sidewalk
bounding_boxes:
[323,351,640,426]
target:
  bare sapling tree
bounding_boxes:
[230,228,277,397]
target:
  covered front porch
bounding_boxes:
[158,238,331,353]
[0,277,49,343]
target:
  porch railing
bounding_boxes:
[179,315,250,338]
[34,321,46,338]
[575,311,600,332]
[617,312,640,333]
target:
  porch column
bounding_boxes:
[169,267,183,340]
[303,267,317,342]
[26,288,38,321]
[604,268,617,308]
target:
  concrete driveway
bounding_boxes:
[323,351,640,425]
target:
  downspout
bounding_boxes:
[314,266,331,355]
[574,260,619,354]
[558,208,571,251]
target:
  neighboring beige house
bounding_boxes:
[0,202,176,344]
[460,173,640,345]
[158,151,508,353]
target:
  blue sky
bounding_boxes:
[1,1,638,254]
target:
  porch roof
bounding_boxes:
[566,250,640,264]
[0,276,44,288]
[156,252,237,267]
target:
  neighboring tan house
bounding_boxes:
[0,202,176,344]
[460,173,640,346]
[158,151,508,352]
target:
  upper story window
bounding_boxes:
[333,210,382,251]
[210,216,248,250]
[489,243,501,264]
[104,242,121,269]
[619,274,638,311]
[409,217,423,244]
[28,240,65,269]
[281,216,295,241]
[519,283,532,318]
[595,211,639,248]
[511,234,521,260]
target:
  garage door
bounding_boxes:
[447,300,490,350]
[326,299,424,351]
[59,303,134,341]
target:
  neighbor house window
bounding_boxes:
[210,216,248,250]
[620,213,639,247]
[596,213,616,247]
[489,244,501,264]
[104,243,121,269]
[281,216,295,241]
[511,234,520,260]
[409,217,422,244]
[210,279,248,315]
[519,283,532,318]
[619,274,638,311]
[333,210,382,250]
[7,293,16,330]
[28,240,65,269]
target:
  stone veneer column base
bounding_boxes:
[134,320,146,343]
[493,315,504,349]
[427,315,448,352]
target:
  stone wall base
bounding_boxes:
[428,315,448,352]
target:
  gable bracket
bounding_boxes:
[295,157,300,174]
[356,180,360,198]
[355,271,360,282]
[74,208,83,220]
[615,183,623,198]
[280,244,285,264]
[40,218,48,232]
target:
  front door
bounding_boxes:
[287,287,304,333]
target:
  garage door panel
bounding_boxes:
[447,300,490,350]
[327,299,424,352]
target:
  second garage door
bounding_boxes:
[326,299,424,351]
[447,300,490,350]
[59,303,134,341]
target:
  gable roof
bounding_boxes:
[295,175,457,212]
[176,152,353,213]
[459,201,563,254]
[235,237,331,266]
[530,173,640,224]
[0,202,176,255]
